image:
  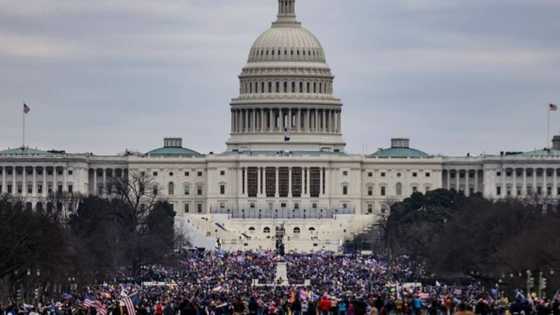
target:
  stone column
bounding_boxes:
[22,167,26,197]
[261,109,266,133]
[456,170,460,191]
[257,166,261,197]
[102,169,107,196]
[269,109,274,132]
[512,169,517,196]
[43,167,47,197]
[474,170,479,193]
[465,170,470,196]
[12,167,16,194]
[53,167,57,194]
[1,166,5,193]
[301,167,305,197]
[92,169,97,195]
[63,167,68,193]
[554,169,558,197]
[522,168,527,196]
[297,108,302,132]
[32,166,37,197]
[319,167,323,197]
[288,167,292,197]
[533,168,537,195]
[288,108,292,130]
[322,110,326,133]
[275,167,279,198]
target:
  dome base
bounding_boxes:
[226,133,346,152]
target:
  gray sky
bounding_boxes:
[0,0,559,156]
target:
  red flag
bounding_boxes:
[23,103,30,114]
[550,104,558,111]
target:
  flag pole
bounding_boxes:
[22,102,25,149]
[547,107,550,148]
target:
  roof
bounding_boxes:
[146,146,203,158]
[370,147,430,158]
[0,147,58,157]
[517,149,560,157]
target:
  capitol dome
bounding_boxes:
[227,0,346,152]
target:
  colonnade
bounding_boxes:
[231,108,341,134]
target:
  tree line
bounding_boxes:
[0,173,178,302]
[350,189,560,291]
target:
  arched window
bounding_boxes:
[249,227,256,232]
[299,82,303,93]
[184,183,190,195]
[268,82,272,93]
[396,182,403,196]
[261,82,265,93]
[291,82,296,93]
[293,227,301,234]
[309,227,316,233]
[276,82,280,93]
[313,82,317,93]
[283,81,288,93]
[367,185,374,196]
[342,183,349,195]
[168,182,175,195]
[307,82,310,93]
[263,227,271,234]
[219,183,226,195]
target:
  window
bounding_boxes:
[342,203,348,209]
[153,186,159,196]
[263,227,271,234]
[312,203,317,209]
[342,184,348,195]
[397,173,402,178]
[184,203,190,213]
[381,172,386,177]
[68,170,73,176]
[168,182,175,195]
[396,183,402,196]
[197,184,203,196]
[496,186,502,196]
[220,202,226,209]
[293,227,301,234]
[547,186,552,196]
[68,185,73,194]
[184,184,190,195]
[425,172,431,177]
[496,171,502,177]
[197,171,203,177]
[381,186,386,196]
[220,170,226,176]
[368,186,373,196]
[139,183,145,195]
[185,171,190,177]
[412,186,418,193]
[220,184,226,195]
[37,184,43,194]
[367,204,373,214]
[280,203,287,208]
[169,172,174,177]
[197,203,203,213]
[342,171,348,176]
[153,171,158,177]
[412,172,418,177]
[27,184,32,194]
[368,172,373,177]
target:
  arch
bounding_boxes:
[168,182,175,195]
[293,227,301,234]
[263,226,271,234]
[248,226,256,232]
[308,227,316,232]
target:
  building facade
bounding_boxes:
[1,0,559,252]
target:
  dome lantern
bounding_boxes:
[274,0,300,26]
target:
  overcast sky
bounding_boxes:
[0,0,559,156]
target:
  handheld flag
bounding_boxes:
[550,104,558,111]
[23,103,30,114]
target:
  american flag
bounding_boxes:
[23,103,30,114]
[83,298,107,315]
[121,293,136,315]
[550,104,558,111]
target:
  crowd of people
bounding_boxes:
[1,251,560,315]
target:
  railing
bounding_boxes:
[210,208,354,219]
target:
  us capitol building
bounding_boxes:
[1,0,560,252]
